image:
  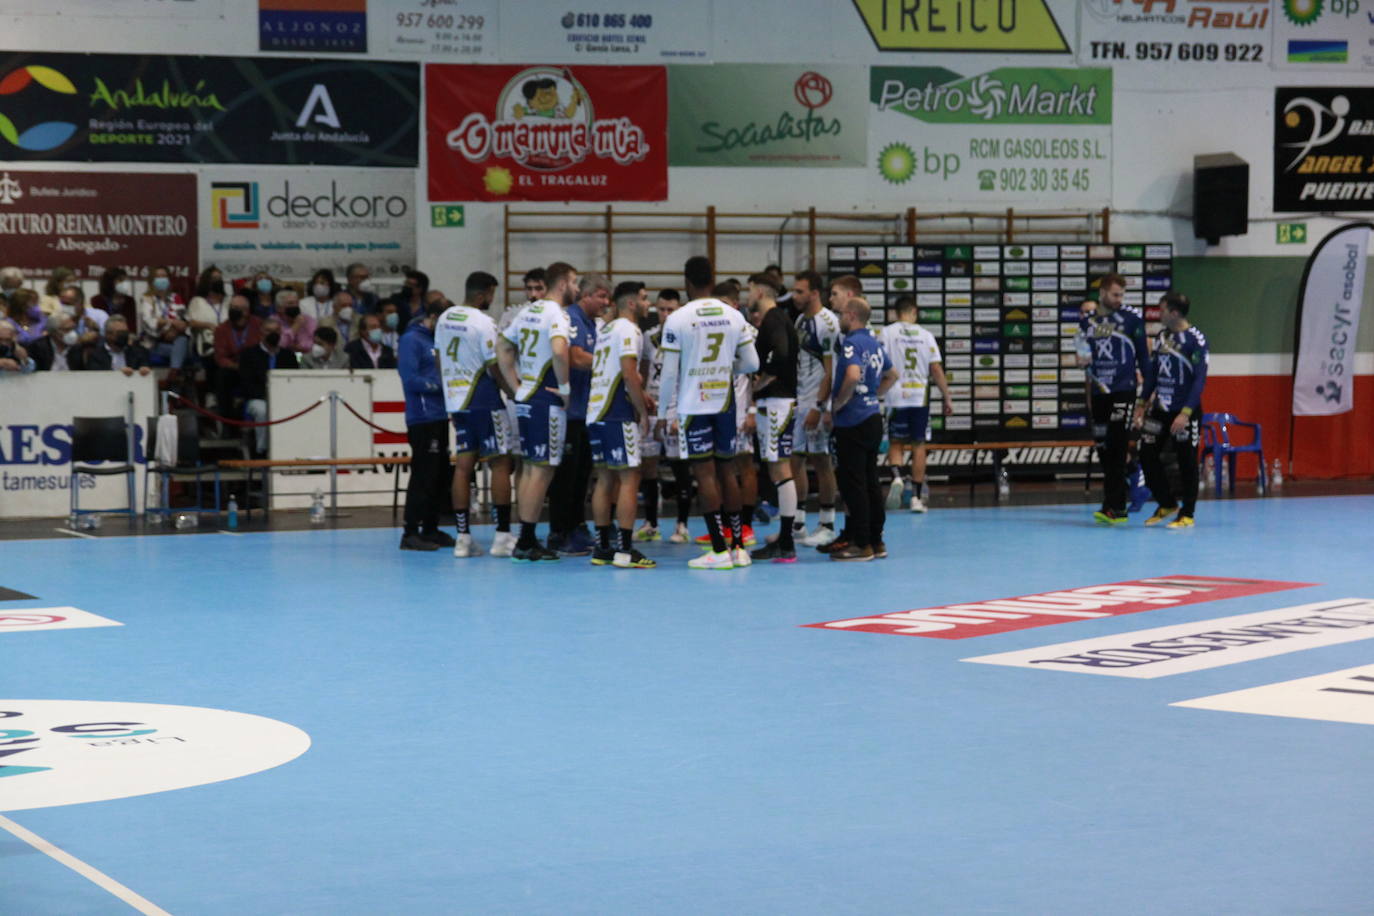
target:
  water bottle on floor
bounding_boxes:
[310,490,326,525]
[1271,458,1284,492]
[227,495,239,530]
[996,467,1010,500]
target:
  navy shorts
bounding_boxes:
[888,407,931,445]
[682,411,736,460]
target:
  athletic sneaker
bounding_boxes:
[511,544,561,562]
[754,503,774,524]
[687,550,734,571]
[830,544,874,562]
[668,523,692,544]
[1167,515,1195,529]
[452,533,480,558]
[399,533,439,551]
[909,495,927,513]
[633,523,661,542]
[730,546,752,568]
[886,477,905,510]
[751,541,797,564]
[799,526,838,547]
[562,526,596,556]
[873,542,888,559]
[815,537,851,555]
[590,546,616,566]
[695,525,757,548]
[613,549,657,569]
[765,523,808,545]
[488,532,517,557]
[424,530,457,548]
[1144,507,1175,527]
[1092,509,1129,526]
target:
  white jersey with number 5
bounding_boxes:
[880,321,942,408]
[435,305,500,412]
[501,299,570,404]
[660,298,757,417]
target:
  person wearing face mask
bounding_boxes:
[58,284,108,339]
[137,265,189,369]
[0,319,36,375]
[240,316,300,456]
[213,293,261,424]
[378,301,404,350]
[302,268,340,323]
[3,288,45,345]
[385,268,428,328]
[70,315,152,375]
[345,313,397,369]
[317,291,357,344]
[92,266,137,328]
[1,266,27,302]
[272,287,316,354]
[344,262,378,314]
[299,326,348,369]
[187,266,230,366]
[248,272,278,318]
[30,314,80,371]
[39,266,77,317]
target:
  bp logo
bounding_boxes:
[0,65,78,151]
[0,700,309,811]
[878,142,916,185]
[1283,0,1323,24]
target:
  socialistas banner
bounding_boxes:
[426,64,667,202]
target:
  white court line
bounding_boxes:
[216,530,243,536]
[52,528,97,540]
[0,813,172,915]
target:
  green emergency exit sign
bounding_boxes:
[431,205,465,228]
[1276,222,1307,244]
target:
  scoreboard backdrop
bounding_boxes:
[827,242,1174,443]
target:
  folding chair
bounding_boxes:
[144,411,222,521]
[70,416,137,525]
[1200,412,1267,495]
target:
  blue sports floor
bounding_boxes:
[4,494,1374,914]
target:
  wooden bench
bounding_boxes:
[918,439,1096,500]
[219,456,419,520]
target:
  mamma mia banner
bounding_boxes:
[1293,222,1371,416]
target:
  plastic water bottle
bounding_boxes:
[227,495,239,530]
[1271,458,1284,492]
[310,490,326,525]
[1219,458,1230,493]
[996,467,1011,500]
[1200,455,1212,494]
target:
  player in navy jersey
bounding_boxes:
[1136,291,1208,529]
[1075,272,1153,525]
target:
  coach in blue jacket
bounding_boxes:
[397,297,454,551]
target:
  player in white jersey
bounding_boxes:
[436,272,517,557]
[658,257,759,570]
[880,295,953,513]
[636,289,694,544]
[789,271,843,546]
[494,268,549,466]
[497,261,577,562]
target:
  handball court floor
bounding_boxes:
[4,485,1374,915]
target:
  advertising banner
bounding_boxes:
[201,169,416,279]
[497,1,709,62]
[1272,0,1374,69]
[668,66,866,167]
[0,170,197,282]
[0,0,223,17]
[427,64,667,202]
[867,66,1112,205]
[1274,87,1374,212]
[852,0,1072,52]
[259,0,367,53]
[0,54,418,167]
[1076,0,1270,72]
[379,0,498,60]
[1292,222,1370,416]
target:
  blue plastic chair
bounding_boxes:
[1200,412,1267,495]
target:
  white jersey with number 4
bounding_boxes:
[435,305,499,412]
[660,298,757,417]
[880,321,942,408]
[501,299,570,403]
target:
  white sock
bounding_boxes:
[819,506,836,526]
[777,478,798,519]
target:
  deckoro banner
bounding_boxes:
[0,54,418,166]
[868,66,1111,205]
[668,66,866,167]
[427,64,667,201]
[1292,222,1371,416]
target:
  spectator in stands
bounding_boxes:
[248,271,278,318]
[273,287,316,354]
[39,266,76,316]
[345,313,396,369]
[240,316,299,456]
[58,284,107,338]
[397,296,453,551]
[344,262,378,314]
[379,299,403,350]
[187,266,229,370]
[0,319,35,375]
[300,325,348,369]
[303,268,340,323]
[317,290,357,344]
[387,268,428,329]
[138,265,189,369]
[1,266,26,301]
[213,293,260,422]
[70,315,151,375]
[3,288,45,345]
[93,267,137,328]
[30,313,78,372]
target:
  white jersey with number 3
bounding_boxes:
[435,305,499,412]
[501,299,570,403]
[660,298,757,417]
[880,321,942,408]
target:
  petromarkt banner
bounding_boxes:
[426,64,667,202]
[0,53,418,167]
[867,66,1112,206]
[668,65,867,167]
[201,169,417,278]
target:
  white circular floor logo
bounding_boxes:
[0,700,310,812]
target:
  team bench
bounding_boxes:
[218,456,421,520]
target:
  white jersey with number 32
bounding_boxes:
[661,298,757,417]
[501,299,570,403]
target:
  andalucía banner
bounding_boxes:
[426,64,667,202]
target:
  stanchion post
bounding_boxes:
[329,390,339,515]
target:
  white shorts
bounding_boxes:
[503,397,522,455]
[791,405,831,456]
[755,398,796,463]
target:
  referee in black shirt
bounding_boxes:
[746,273,803,563]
